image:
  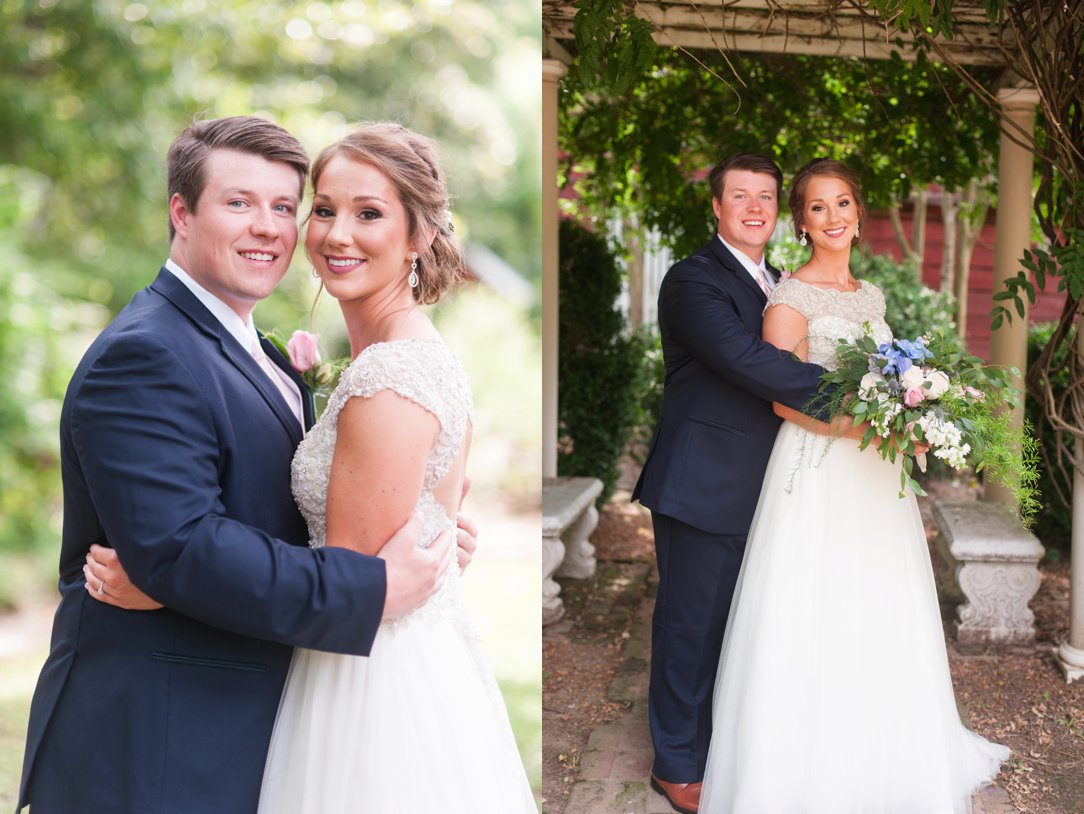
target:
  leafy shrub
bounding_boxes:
[1026,322,1074,553]
[627,328,665,464]
[558,219,649,503]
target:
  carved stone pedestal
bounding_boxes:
[934,500,1045,647]
[542,476,603,625]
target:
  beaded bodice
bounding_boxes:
[291,338,474,630]
[765,279,892,369]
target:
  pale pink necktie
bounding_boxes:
[755,267,774,297]
[250,337,303,428]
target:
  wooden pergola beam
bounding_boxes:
[543,0,1012,66]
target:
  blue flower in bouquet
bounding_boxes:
[895,338,933,362]
[872,344,913,376]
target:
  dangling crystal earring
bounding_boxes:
[855,222,860,239]
[799,230,808,247]
[408,252,419,288]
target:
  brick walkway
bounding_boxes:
[558,562,1020,814]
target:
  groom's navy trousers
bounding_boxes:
[632,238,824,783]
[19,269,387,814]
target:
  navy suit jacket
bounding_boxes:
[632,239,826,536]
[19,269,387,813]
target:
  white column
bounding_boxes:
[542,59,567,478]
[984,85,1039,505]
[1056,326,1084,682]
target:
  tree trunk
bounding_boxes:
[888,197,913,260]
[911,187,928,271]
[941,189,959,294]
[953,179,987,343]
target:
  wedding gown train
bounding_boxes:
[698,280,1009,814]
[258,339,536,814]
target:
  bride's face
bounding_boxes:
[306,155,414,304]
[799,174,859,252]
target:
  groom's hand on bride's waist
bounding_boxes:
[455,513,478,571]
[454,474,478,571]
[378,510,456,619]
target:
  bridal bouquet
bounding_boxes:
[814,327,1039,515]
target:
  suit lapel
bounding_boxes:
[149,269,305,446]
[707,239,768,302]
[260,336,316,431]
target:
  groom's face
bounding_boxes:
[712,169,779,263]
[169,148,301,320]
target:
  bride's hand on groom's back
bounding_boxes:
[378,510,456,619]
[83,544,164,610]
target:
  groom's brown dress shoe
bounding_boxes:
[650,774,702,814]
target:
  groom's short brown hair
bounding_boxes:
[166,116,309,241]
[709,153,783,203]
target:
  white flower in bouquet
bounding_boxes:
[858,371,884,401]
[900,365,925,390]
[923,370,951,399]
[917,412,971,469]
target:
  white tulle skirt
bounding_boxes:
[258,583,536,814]
[699,422,1009,814]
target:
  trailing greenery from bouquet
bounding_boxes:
[1025,323,1075,553]
[813,329,1040,518]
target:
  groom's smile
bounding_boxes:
[239,250,279,264]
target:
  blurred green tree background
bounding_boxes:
[0,0,541,795]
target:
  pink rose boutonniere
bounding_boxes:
[265,329,348,406]
[286,330,321,373]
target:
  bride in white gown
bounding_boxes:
[698,159,1008,814]
[255,123,534,813]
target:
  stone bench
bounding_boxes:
[542,476,603,625]
[933,500,1045,647]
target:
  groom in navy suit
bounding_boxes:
[18,117,459,813]
[632,154,830,813]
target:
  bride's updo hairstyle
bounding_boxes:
[309,122,463,305]
[788,158,868,247]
